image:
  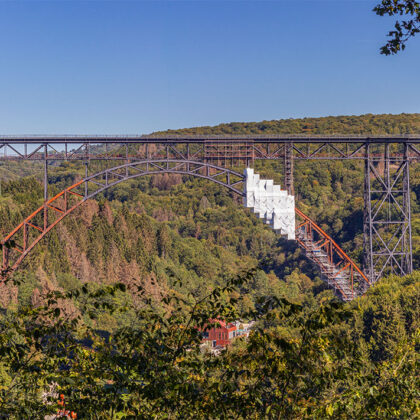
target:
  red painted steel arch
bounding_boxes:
[295,209,369,300]
[1,160,245,276]
[1,160,369,300]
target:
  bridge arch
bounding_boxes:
[1,159,369,301]
[1,160,244,273]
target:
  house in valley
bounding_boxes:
[201,319,254,349]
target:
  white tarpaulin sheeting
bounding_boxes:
[243,168,295,240]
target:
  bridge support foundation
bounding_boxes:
[363,143,413,283]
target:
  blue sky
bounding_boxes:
[0,0,419,134]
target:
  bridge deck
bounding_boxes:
[0,135,419,144]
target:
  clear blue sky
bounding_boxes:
[0,0,419,134]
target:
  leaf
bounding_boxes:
[326,404,334,416]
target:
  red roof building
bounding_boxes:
[201,319,238,348]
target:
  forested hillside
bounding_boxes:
[157,113,420,135]
[0,113,417,317]
[0,113,418,418]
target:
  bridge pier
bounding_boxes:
[363,143,413,283]
[44,144,48,231]
[284,142,294,195]
[0,134,418,291]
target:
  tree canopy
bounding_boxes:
[0,113,418,418]
[375,0,420,54]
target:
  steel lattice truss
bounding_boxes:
[1,159,369,301]
[0,135,419,161]
[0,134,419,297]
[363,144,413,283]
[1,161,244,275]
[296,209,370,301]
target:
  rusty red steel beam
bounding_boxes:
[296,238,351,299]
[1,177,369,301]
[295,208,370,286]
[2,180,84,244]
[1,180,85,272]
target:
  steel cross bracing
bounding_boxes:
[363,144,414,283]
[0,134,418,290]
[0,135,419,161]
[0,159,367,301]
[1,161,245,274]
[295,209,370,301]
[284,142,294,195]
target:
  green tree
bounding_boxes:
[374,0,420,54]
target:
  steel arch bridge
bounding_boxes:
[1,159,370,301]
[1,134,418,284]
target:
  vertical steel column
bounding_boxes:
[125,143,129,177]
[363,142,413,284]
[363,143,374,283]
[84,162,89,198]
[44,144,48,201]
[402,143,413,274]
[84,143,89,198]
[246,140,254,168]
[284,141,294,194]
[43,144,48,231]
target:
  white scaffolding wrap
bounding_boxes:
[243,168,295,240]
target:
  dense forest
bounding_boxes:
[156,112,420,135]
[0,113,418,418]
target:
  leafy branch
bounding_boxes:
[374,0,420,54]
